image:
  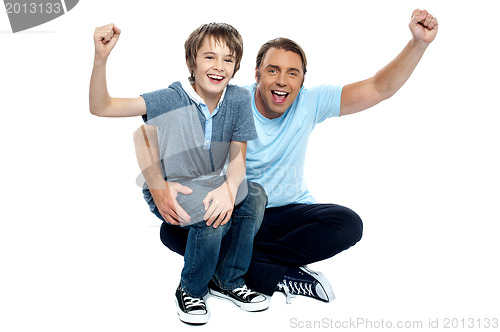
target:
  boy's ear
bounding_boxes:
[186,59,196,80]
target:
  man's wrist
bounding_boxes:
[93,55,108,66]
[409,38,429,51]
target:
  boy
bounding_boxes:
[90,22,269,325]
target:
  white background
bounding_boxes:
[1,0,499,331]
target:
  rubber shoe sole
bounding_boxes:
[300,266,335,302]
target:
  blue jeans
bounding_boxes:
[152,181,267,298]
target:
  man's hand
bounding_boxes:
[409,9,438,45]
[94,23,121,61]
[203,182,236,229]
[150,182,193,226]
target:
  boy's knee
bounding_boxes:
[189,221,230,239]
[231,181,267,233]
[246,181,268,214]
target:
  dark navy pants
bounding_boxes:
[246,202,363,295]
[159,182,363,296]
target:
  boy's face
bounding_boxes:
[190,36,236,104]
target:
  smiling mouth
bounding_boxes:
[271,90,289,103]
[207,74,225,82]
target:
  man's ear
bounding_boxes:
[255,67,260,82]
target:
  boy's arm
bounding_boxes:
[340,9,438,116]
[133,125,192,225]
[90,23,146,117]
[203,140,247,228]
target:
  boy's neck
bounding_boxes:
[204,97,220,114]
[191,83,224,114]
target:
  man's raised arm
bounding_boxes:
[89,23,146,117]
[340,9,438,116]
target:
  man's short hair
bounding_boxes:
[184,22,243,78]
[255,38,308,75]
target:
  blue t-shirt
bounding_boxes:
[141,81,257,223]
[245,83,343,208]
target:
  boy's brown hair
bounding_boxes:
[185,23,243,79]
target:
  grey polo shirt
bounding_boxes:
[140,80,257,224]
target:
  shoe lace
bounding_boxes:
[278,280,314,304]
[182,291,206,310]
[293,281,314,297]
[277,281,295,304]
[232,285,256,299]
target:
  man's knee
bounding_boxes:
[313,205,363,260]
[344,207,363,244]
[159,221,188,256]
[321,204,363,246]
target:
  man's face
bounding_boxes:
[190,36,235,104]
[255,47,304,119]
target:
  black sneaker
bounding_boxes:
[208,280,270,311]
[276,266,335,303]
[175,283,209,325]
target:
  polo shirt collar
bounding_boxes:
[181,78,226,108]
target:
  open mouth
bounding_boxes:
[207,74,225,83]
[271,90,289,103]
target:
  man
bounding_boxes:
[231,8,438,303]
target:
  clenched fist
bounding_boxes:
[94,23,121,60]
[409,9,438,45]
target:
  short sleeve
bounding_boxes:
[140,86,184,123]
[231,88,258,142]
[305,84,344,124]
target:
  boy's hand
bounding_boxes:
[94,23,121,61]
[203,182,236,229]
[151,182,192,226]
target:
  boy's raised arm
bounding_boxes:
[90,23,146,117]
